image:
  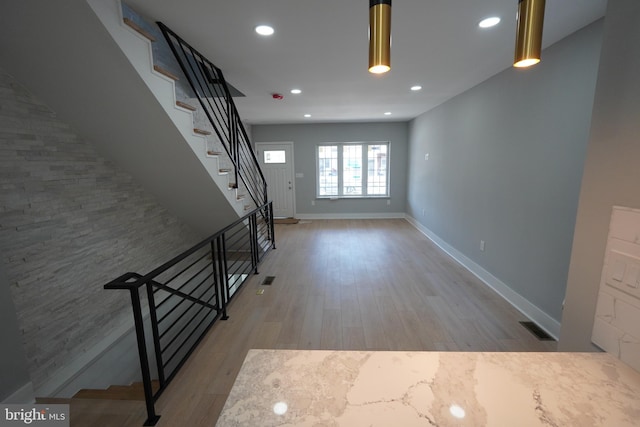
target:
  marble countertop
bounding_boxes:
[216,350,640,426]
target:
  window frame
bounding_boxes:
[262,149,287,164]
[315,141,390,199]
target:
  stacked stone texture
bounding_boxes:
[0,68,201,389]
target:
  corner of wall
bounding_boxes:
[405,215,561,339]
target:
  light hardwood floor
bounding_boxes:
[68,219,556,426]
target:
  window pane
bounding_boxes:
[316,142,389,198]
[367,144,387,195]
[264,150,286,164]
[343,145,362,195]
[318,146,338,196]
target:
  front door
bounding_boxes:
[256,142,295,218]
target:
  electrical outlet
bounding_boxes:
[422,208,425,216]
[425,153,430,161]
[311,200,315,206]
[480,240,485,251]
[387,200,391,205]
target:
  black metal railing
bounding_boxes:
[157,22,267,211]
[105,202,275,426]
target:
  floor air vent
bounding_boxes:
[262,276,275,286]
[519,321,555,341]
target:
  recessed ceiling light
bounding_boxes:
[255,25,275,36]
[290,89,302,94]
[304,114,311,118]
[384,112,392,116]
[410,85,422,91]
[478,17,500,28]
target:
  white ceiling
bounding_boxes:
[126,0,607,125]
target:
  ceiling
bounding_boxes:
[125,0,607,125]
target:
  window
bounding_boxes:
[263,150,286,164]
[317,142,389,197]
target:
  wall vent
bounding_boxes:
[262,276,275,286]
[519,321,555,341]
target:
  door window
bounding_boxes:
[264,150,286,164]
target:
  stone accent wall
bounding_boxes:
[0,67,202,390]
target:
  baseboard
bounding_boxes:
[405,215,561,340]
[296,212,406,220]
[2,382,35,404]
[29,213,558,398]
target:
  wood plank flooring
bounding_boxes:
[68,219,556,426]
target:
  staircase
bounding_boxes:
[73,381,160,401]
[37,395,149,427]
[39,2,274,425]
[37,381,165,426]
[88,0,265,218]
[156,21,267,213]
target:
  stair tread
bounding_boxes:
[176,100,197,111]
[74,390,144,401]
[153,65,179,81]
[72,381,160,401]
[123,18,156,42]
[194,128,211,136]
[107,385,137,392]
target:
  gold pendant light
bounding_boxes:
[514,0,545,67]
[369,0,391,74]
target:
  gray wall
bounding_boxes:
[406,21,603,324]
[560,0,640,351]
[0,68,201,393]
[252,122,408,216]
[0,257,31,402]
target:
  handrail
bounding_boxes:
[105,201,275,426]
[106,200,268,291]
[106,273,216,309]
[157,22,268,210]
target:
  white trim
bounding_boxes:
[296,212,406,220]
[2,382,35,404]
[255,141,296,218]
[405,215,561,340]
[315,141,391,199]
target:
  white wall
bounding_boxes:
[560,0,640,351]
